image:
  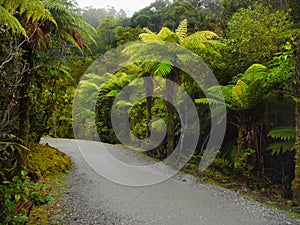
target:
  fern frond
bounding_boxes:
[232,80,249,109]
[0,5,27,37]
[106,90,119,97]
[268,126,295,141]
[60,29,83,53]
[154,61,173,77]
[139,33,160,41]
[176,19,187,42]
[143,27,154,34]
[26,0,57,26]
[157,27,180,43]
[242,63,267,84]
[267,141,295,155]
[187,31,219,41]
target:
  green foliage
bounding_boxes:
[0,135,29,182]
[233,148,256,174]
[268,127,296,141]
[226,3,293,73]
[0,171,54,224]
[267,127,296,155]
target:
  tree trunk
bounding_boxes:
[19,43,33,146]
[165,69,181,157]
[292,34,300,204]
[236,113,264,171]
[144,74,153,138]
[166,78,175,157]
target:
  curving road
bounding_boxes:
[41,138,300,225]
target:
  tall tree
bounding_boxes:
[292,32,300,204]
[226,3,292,75]
[0,0,96,145]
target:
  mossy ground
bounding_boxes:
[26,143,72,224]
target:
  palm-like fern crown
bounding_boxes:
[0,0,96,52]
[196,64,269,111]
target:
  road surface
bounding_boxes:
[41,138,300,225]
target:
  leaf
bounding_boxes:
[15,194,21,201]
[176,19,187,42]
[5,200,15,212]
[106,90,119,97]
[268,126,295,141]
[242,64,267,84]
[154,62,173,77]
[115,100,133,108]
[232,80,249,109]
[267,141,295,155]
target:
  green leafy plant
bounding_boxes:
[0,170,54,225]
[267,127,296,155]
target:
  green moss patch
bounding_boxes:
[26,143,73,224]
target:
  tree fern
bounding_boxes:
[267,126,296,155]
[268,126,296,141]
[0,5,27,37]
[176,19,187,42]
[232,80,250,109]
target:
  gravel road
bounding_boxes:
[41,138,300,225]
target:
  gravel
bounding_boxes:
[42,138,300,225]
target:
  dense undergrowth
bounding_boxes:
[0,140,72,225]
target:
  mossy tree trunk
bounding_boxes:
[144,73,153,138]
[19,43,33,146]
[292,34,300,204]
[166,74,175,157]
[236,112,264,171]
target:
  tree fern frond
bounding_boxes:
[268,126,295,141]
[157,27,180,43]
[139,33,160,41]
[85,73,107,84]
[187,31,219,41]
[267,141,295,155]
[143,27,154,34]
[78,80,100,93]
[26,0,57,26]
[60,29,83,53]
[181,36,207,51]
[176,19,187,42]
[154,61,173,77]
[241,63,267,84]
[232,80,249,109]
[0,5,27,37]
[106,90,119,97]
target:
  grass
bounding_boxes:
[25,143,73,224]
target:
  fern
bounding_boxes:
[154,61,173,77]
[0,5,27,37]
[232,80,249,109]
[267,142,295,155]
[268,126,295,141]
[267,126,296,155]
[241,64,267,84]
[176,19,187,42]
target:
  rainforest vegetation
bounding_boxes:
[1,0,300,223]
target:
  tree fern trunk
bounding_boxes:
[144,74,153,138]
[292,34,300,205]
[166,77,175,157]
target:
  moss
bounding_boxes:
[25,144,73,224]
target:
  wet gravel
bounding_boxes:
[42,138,300,225]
